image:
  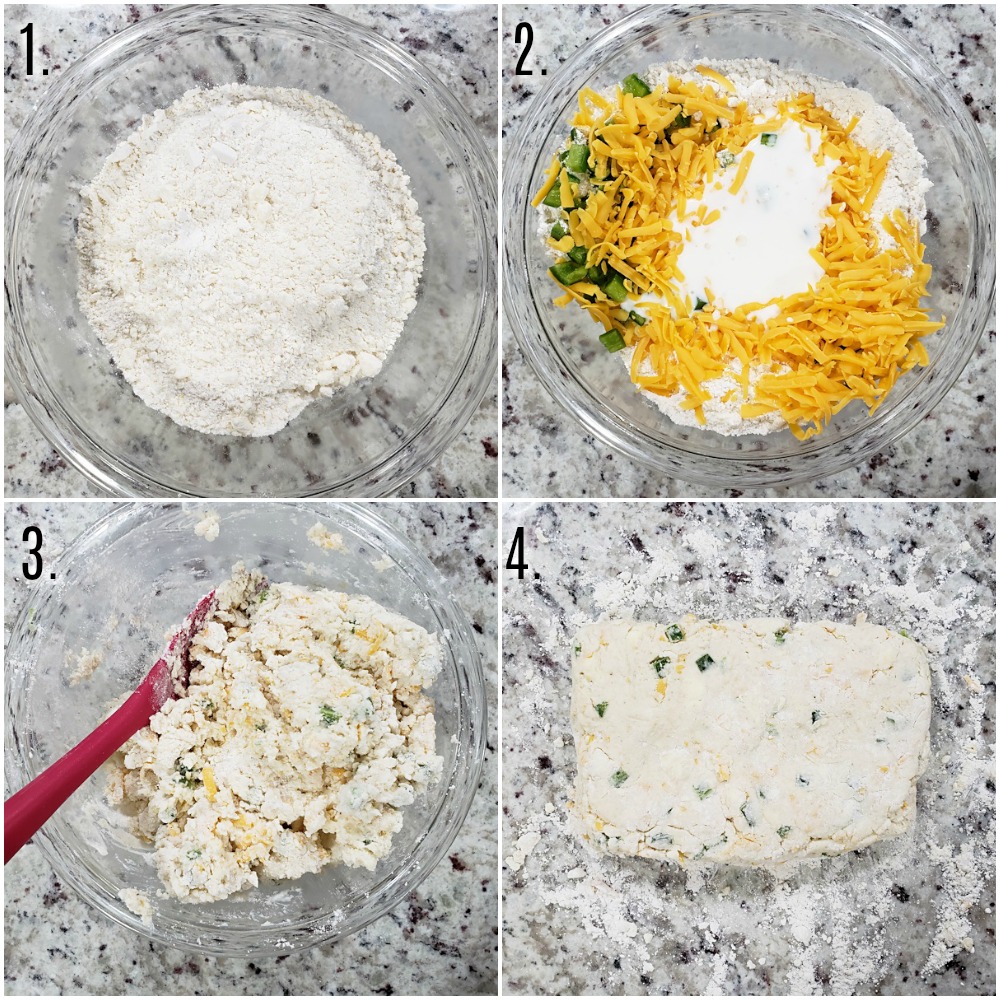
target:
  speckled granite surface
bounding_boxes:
[4,501,498,996]
[501,4,996,499]
[4,4,498,499]
[502,501,995,995]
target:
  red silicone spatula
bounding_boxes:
[4,591,217,865]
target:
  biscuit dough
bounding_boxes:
[108,565,444,901]
[570,616,931,866]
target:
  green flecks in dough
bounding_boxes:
[594,701,608,717]
[610,769,629,787]
[775,627,789,644]
[186,848,202,859]
[319,704,342,726]
[573,644,582,655]
[665,624,685,642]
[696,654,714,671]
[777,825,791,839]
[175,760,201,789]
[740,800,756,826]
[649,832,674,845]
[650,655,671,677]
[694,784,713,800]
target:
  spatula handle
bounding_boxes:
[4,666,162,865]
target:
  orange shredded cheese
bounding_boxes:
[535,69,944,438]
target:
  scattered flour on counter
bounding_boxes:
[505,504,993,993]
[505,830,543,873]
[371,555,395,573]
[194,511,220,541]
[78,84,425,438]
[307,523,346,552]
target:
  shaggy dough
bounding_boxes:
[108,565,444,901]
[571,616,931,866]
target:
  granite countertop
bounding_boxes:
[3,3,498,499]
[4,501,498,996]
[501,4,996,499]
[501,501,996,995]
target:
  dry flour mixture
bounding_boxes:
[78,84,424,437]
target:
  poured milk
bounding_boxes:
[673,119,836,313]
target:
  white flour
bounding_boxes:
[503,503,993,994]
[78,84,424,437]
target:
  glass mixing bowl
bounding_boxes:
[5,6,496,497]
[503,4,994,490]
[4,502,487,956]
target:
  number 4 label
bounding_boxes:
[506,526,528,579]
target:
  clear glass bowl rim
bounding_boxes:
[4,501,488,957]
[4,4,498,498]
[503,3,995,490]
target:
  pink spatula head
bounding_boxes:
[4,591,217,865]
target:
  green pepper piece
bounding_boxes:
[628,310,647,326]
[567,245,588,265]
[550,222,567,240]
[586,265,606,285]
[760,132,778,147]
[694,297,708,311]
[542,185,564,208]
[599,329,626,353]
[564,143,590,175]
[622,73,652,98]
[696,653,714,671]
[550,261,588,285]
[604,273,628,303]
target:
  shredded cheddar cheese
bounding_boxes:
[537,69,944,438]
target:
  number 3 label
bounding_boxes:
[22,526,44,580]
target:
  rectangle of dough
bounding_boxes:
[570,616,931,866]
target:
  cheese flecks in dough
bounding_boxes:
[570,617,931,867]
[108,566,444,902]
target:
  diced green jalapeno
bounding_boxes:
[567,245,588,265]
[622,73,652,98]
[650,655,671,677]
[595,701,608,717]
[599,329,626,353]
[760,132,778,147]
[564,143,590,174]
[694,297,708,311]
[696,654,714,671]
[777,825,791,839]
[604,274,628,302]
[775,627,789,644]
[550,261,589,285]
[666,624,684,642]
[611,769,629,787]
[542,185,564,208]
[550,222,567,240]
